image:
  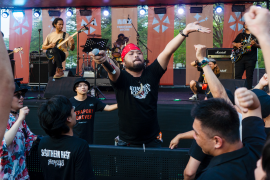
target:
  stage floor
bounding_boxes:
[24,87,202,105]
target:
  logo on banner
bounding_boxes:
[152,14,170,33]
[80,16,97,35]
[117,19,132,31]
[193,13,209,23]
[13,14,30,35]
[228,12,244,32]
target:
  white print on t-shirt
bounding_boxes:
[48,159,65,168]
[130,84,151,99]
[89,104,94,107]
[41,149,71,168]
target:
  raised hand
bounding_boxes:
[259,73,268,87]
[184,21,211,34]
[235,88,259,113]
[89,50,107,64]
[244,6,270,41]
[18,106,30,122]
[194,44,207,62]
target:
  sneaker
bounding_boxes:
[189,94,198,100]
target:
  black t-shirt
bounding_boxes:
[197,67,204,83]
[197,116,266,180]
[233,32,258,62]
[69,96,106,144]
[110,59,166,144]
[251,89,270,119]
[38,135,95,180]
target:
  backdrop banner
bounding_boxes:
[185,5,213,85]
[42,9,67,69]
[111,7,138,47]
[76,8,101,75]
[222,4,252,48]
[147,6,175,85]
[9,10,33,83]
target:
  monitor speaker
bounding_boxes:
[29,61,49,84]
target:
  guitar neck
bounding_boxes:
[8,51,14,55]
[57,32,78,48]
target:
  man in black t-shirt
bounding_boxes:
[89,22,211,147]
[232,23,260,89]
[38,95,95,180]
[69,77,118,144]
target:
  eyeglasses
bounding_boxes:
[14,92,25,99]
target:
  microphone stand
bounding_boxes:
[37,29,42,99]
[128,15,152,63]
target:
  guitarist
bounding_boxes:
[42,18,75,78]
[232,23,260,89]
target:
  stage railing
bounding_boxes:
[26,145,190,180]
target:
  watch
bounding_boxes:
[179,30,188,37]
[198,57,209,67]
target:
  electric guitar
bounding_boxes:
[46,27,88,60]
[231,34,256,63]
[8,47,23,55]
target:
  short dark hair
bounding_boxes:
[118,33,124,38]
[38,95,72,137]
[262,139,270,180]
[52,18,63,28]
[191,98,240,144]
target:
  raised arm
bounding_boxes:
[244,7,270,87]
[253,73,268,90]
[0,36,15,143]
[157,22,211,70]
[103,104,118,112]
[194,45,232,105]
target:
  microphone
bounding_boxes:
[92,48,116,74]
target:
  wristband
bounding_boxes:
[179,30,188,37]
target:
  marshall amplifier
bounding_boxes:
[206,48,234,79]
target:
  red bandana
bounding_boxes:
[121,43,142,61]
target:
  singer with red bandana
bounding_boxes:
[90,22,211,147]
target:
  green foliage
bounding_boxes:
[30,17,43,53]
[173,5,186,67]
[213,4,224,48]
[137,7,148,60]
[101,7,112,48]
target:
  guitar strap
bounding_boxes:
[63,32,66,40]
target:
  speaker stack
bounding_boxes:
[206,48,234,79]
[29,52,48,86]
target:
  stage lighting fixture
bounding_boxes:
[2,11,9,18]
[48,10,61,17]
[80,9,92,16]
[215,6,223,13]
[154,7,166,14]
[66,9,73,17]
[33,9,41,17]
[140,8,146,15]
[256,2,262,8]
[190,7,202,13]
[178,7,184,14]
[232,5,245,12]
[12,11,24,18]
[103,9,109,16]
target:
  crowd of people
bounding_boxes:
[0,5,269,180]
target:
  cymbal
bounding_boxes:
[87,34,102,37]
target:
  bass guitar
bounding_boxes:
[46,27,88,60]
[230,34,256,63]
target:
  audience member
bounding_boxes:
[38,95,95,180]
[69,77,117,144]
[0,82,37,179]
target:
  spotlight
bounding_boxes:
[66,8,73,17]
[140,8,146,15]
[12,11,24,18]
[103,9,109,16]
[178,7,184,14]
[2,11,9,18]
[215,6,223,13]
[33,9,41,17]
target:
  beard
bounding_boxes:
[125,58,145,72]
